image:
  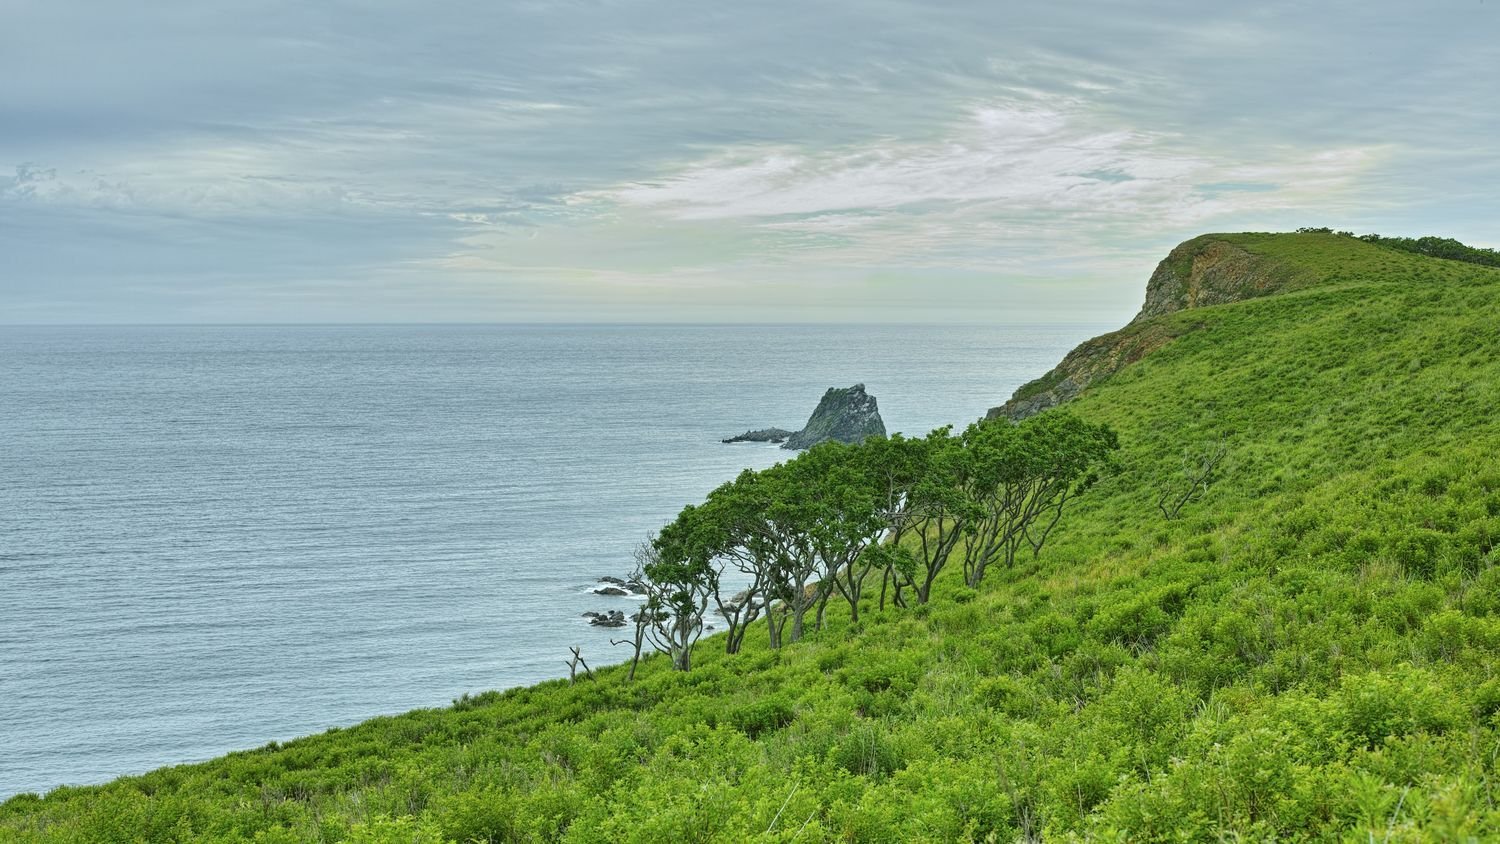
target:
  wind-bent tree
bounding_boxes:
[703,456,849,647]
[857,433,927,610]
[610,550,653,681]
[858,427,983,607]
[1157,437,1228,520]
[960,411,1118,589]
[689,481,770,655]
[785,442,888,626]
[638,523,715,672]
[757,461,827,646]
[690,468,795,649]
[897,427,985,604]
[756,449,882,641]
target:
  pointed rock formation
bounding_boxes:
[782,384,886,450]
[724,384,887,451]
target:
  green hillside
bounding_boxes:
[8,231,1500,842]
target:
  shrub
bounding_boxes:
[1335,668,1464,746]
[730,696,796,738]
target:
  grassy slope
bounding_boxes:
[7,232,1500,842]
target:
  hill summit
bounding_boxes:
[989,230,1463,420]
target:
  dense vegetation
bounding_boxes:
[7,231,1500,841]
[1298,227,1500,269]
[632,411,1117,673]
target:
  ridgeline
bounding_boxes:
[7,231,1500,841]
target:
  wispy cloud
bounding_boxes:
[2,1,1497,322]
[598,103,1381,223]
[580,100,1386,277]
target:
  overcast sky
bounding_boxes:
[2,1,1496,324]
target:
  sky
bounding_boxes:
[2,1,1497,324]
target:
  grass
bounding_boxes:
[6,232,1500,841]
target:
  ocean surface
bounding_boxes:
[0,322,1106,799]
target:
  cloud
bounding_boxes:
[583,101,1385,274]
[1,1,1498,322]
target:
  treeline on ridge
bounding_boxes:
[1296,227,1500,269]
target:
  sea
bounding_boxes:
[0,322,1105,799]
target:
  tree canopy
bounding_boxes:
[639,410,1119,669]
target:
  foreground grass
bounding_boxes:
[6,233,1500,841]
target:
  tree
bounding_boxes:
[609,548,652,681]
[857,433,924,610]
[563,646,593,684]
[1157,437,1228,519]
[690,482,769,655]
[791,442,888,627]
[903,428,986,604]
[694,461,832,648]
[959,412,1118,589]
[638,524,714,672]
[756,461,829,645]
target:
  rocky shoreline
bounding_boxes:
[722,427,794,444]
[582,609,628,628]
[583,577,647,627]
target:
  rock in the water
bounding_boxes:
[594,586,629,597]
[588,610,628,628]
[723,427,795,444]
[782,384,886,450]
[597,576,626,586]
[723,384,886,451]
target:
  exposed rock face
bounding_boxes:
[1134,238,1294,321]
[988,235,1301,422]
[987,323,1175,422]
[782,384,886,450]
[723,427,795,444]
[725,385,887,450]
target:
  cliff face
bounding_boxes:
[783,384,886,450]
[1134,238,1294,321]
[988,235,1300,421]
[988,323,1176,421]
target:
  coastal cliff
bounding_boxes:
[988,233,1310,421]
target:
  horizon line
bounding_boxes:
[0,319,1122,329]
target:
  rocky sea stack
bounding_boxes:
[724,384,887,451]
[782,384,886,450]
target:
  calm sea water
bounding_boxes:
[0,323,1103,799]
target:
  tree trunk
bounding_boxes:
[918,567,940,603]
[964,560,985,589]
